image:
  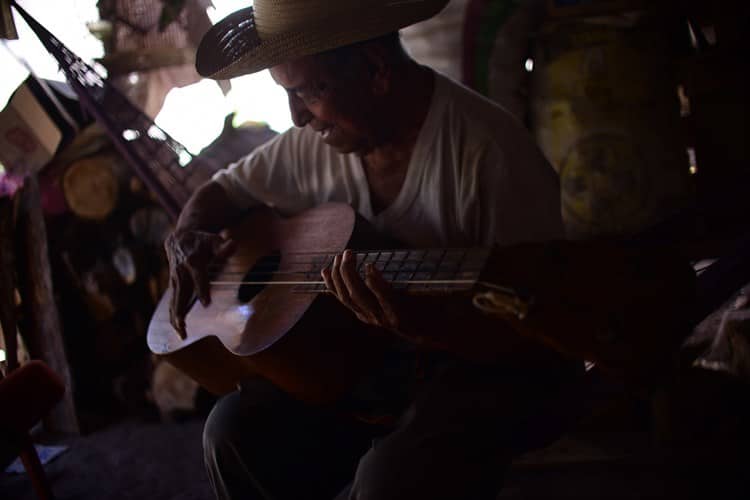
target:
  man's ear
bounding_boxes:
[361,44,391,96]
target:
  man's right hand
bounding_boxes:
[164,229,235,339]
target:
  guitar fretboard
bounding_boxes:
[289,248,489,293]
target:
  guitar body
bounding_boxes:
[478,241,697,383]
[148,203,391,403]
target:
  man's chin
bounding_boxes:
[325,139,365,155]
[331,145,357,154]
[316,130,371,155]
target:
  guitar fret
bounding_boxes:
[396,252,409,289]
[451,249,468,281]
[431,249,447,290]
[357,251,368,273]
[385,260,402,272]
[405,250,418,290]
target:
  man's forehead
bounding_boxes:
[269,56,327,89]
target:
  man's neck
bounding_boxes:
[359,64,435,214]
[363,64,435,174]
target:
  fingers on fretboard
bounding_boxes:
[292,248,488,293]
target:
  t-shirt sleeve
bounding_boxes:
[211,128,315,215]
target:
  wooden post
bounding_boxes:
[0,196,19,372]
[14,176,79,434]
[19,435,55,500]
[1,0,19,40]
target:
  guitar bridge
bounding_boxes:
[472,284,534,320]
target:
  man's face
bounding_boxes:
[269,55,379,154]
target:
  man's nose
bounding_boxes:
[288,93,312,127]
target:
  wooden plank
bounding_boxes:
[14,176,79,434]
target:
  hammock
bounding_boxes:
[10,0,214,221]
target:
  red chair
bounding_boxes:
[0,360,65,500]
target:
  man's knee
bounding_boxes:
[351,434,508,500]
[203,391,244,455]
[349,437,408,500]
[204,379,288,454]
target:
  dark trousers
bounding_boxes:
[203,355,580,500]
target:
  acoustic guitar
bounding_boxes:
[148,203,697,403]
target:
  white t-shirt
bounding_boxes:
[212,72,563,248]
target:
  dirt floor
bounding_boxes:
[2,417,212,500]
[2,354,747,500]
[2,411,746,500]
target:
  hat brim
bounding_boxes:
[196,1,449,80]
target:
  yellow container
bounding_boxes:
[530,15,693,238]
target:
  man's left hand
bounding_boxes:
[322,249,421,340]
[321,250,540,362]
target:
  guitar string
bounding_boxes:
[205,267,484,275]
[185,248,487,286]
[203,247,482,256]
[207,264,484,275]
[209,262,486,270]
[174,280,514,292]
[204,266,483,281]
[204,248,486,265]
[208,259,485,270]
[208,269,483,277]
[208,280,478,286]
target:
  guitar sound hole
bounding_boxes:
[238,251,281,303]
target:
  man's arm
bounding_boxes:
[166,181,245,338]
[175,180,245,233]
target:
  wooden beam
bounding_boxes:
[14,176,79,434]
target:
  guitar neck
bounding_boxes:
[287,247,489,293]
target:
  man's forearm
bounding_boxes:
[175,181,245,234]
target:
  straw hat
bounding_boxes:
[195,0,449,80]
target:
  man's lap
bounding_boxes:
[205,354,580,500]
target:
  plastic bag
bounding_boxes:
[693,290,750,382]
